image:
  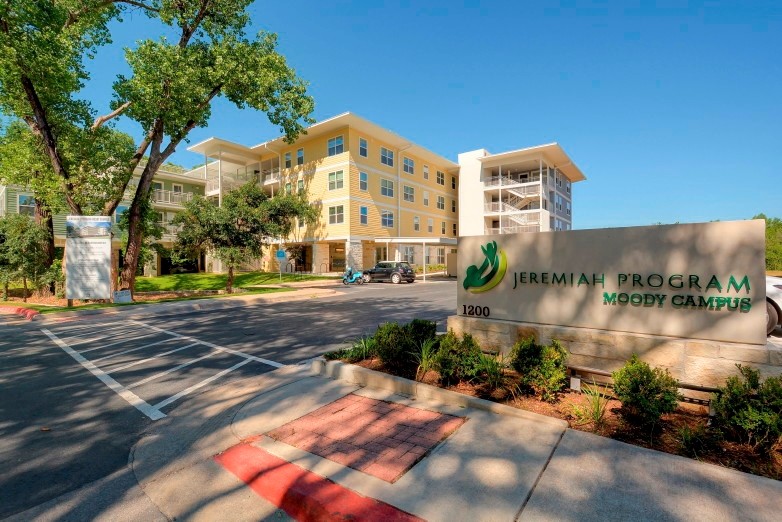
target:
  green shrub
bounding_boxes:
[509,337,569,401]
[411,337,438,381]
[712,365,782,452]
[471,352,507,389]
[571,380,611,432]
[612,354,681,426]
[374,320,437,378]
[433,331,483,385]
[323,335,376,362]
[676,424,710,458]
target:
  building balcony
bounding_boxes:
[152,189,194,207]
[485,224,541,234]
[157,222,182,240]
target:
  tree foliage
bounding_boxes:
[0,214,52,301]
[173,182,316,292]
[0,1,315,293]
[753,214,782,271]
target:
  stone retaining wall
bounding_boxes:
[447,315,782,388]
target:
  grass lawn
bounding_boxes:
[134,271,336,292]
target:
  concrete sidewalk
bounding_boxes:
[128,360,781,522]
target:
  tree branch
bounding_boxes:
[161,83,223,159]
[66,1,159,29]
[91,101,132,130]
[178,0,212,48]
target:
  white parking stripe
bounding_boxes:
[78,332,159,354]
[129,320,285,368]
[126,350,221,389]
[105,342,201,374]
[57,324,138,341]
[152,359,251,411]
[91,337,182,363]
[67,327,142,347]
[50,322,129,332]
[42,329,165,421]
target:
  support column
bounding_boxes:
[346,239,363,270]
[312,242,330,273]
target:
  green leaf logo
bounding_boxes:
[463,241,507,293]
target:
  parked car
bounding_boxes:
[362,261,416,284]
[768,275,782,336]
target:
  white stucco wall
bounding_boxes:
[456,149,488,237]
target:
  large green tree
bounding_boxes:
[0,213,52,301]
[173,181,316,293]
[753,214,782,271]
[0,1,314,293]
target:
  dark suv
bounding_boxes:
[362,261,416,284]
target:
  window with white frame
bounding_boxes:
[284,152,292,168]
[329,205,344,224]
[437,195,445,210]
[452,223,457,236]
[359,171,368,191]
[566,180,571,193]
[359,138,368,157]
[436,171,445,185]
[566,201,571,215]
[328,170,344,190]
[381,178,394,197]
[414,216,420,231]
[403,246,415,264]
[441,221,446,234]
[381,210,394,228]
[328,136,343,156]
[427,218,433,233]
[451,176,456,189]
[403,157,414,175]
[423,190,429,206]
[423,165,429,179]
[298,179,304,192]
[403,185,414,202]
[380,147,394,167]
[451,199,456,213]
[17,194,34,216]
[285,182,291,194]
[297,148,304,165]
[172,183,183,193]
[360,206,368,225]
[298,217,304,228]
[436,247,445,264]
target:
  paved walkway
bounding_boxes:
[120,360,782,522]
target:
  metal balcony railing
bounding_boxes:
[152,189,194,206]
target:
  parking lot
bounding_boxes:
[40,319,283,421]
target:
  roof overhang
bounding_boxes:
[374,237,458,246]
[478,143,586,182]
[187,137,260,165]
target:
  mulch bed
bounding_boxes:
[1,288,240,308]
[351,357,782,481]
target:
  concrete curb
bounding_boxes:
[311,358,568,429]
[0,306,40,321]
[32,287,339,324]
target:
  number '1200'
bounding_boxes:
[462,305,490,317]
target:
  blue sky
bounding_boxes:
[83,1,781,229]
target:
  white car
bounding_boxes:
[768,276,782,336]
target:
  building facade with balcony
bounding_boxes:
[185,112,460,273]
[457,144,585,237]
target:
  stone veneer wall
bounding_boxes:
[447,315,782,388]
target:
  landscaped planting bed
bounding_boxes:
[325,320,782,481]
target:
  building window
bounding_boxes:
[298,217,304,228]
[566,201,571,215]
[360,206,368,225]
[297,179,304,192]
[172,183,183,194]
[423,190,429,206]
[329,205,344,224]
[403,185,415,202]
[414,216,420,231]
[115,204,128,223]
[437,195,445,210]
[380,147,394,167]
[152,181,163,192]
[285,182,291,194]
[359,171,368,191]
[436,171,445,185]
[403,246,415,264]
[436,247,445,264]
[381,178,394,198]
[381,210,394,228]
[284,152,292,168]
[359,138,368,157]
[452,223,457,236]
[451,199,456,213]
[566,180,571,193]
[17,195,35,216]
[427,218,433,233]
[297,148,304,165]
[403,157,414,175]
[423,165,429,179]
[451,176,456,189]
[441,221,446,234]
[328,136,344,156]
[328,170,344,190]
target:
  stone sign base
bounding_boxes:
[447,315,782,389]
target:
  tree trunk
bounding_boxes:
[34,198,56,293]
[23,277,27,303]
[226,265,234,294]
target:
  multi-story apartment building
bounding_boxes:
[457,144,585,236]
[185,112,460,273]
[1,114,587,276]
